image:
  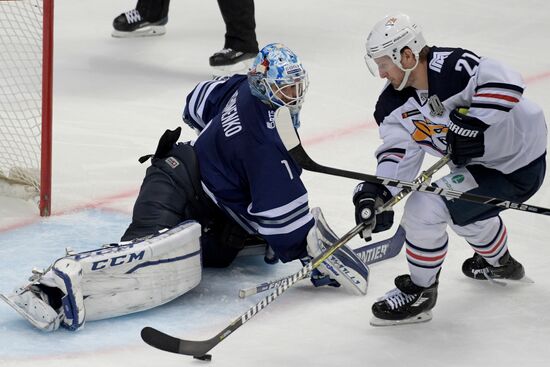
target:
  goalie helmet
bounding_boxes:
[364,14,426,90]
[248,43,309,121]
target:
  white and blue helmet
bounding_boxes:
[248,43,309,117]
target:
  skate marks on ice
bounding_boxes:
[0,209,302,359]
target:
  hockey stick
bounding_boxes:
[141,220,370,358]
[275,109,550,216]
[140,155,449,358]
[238,225,406,298]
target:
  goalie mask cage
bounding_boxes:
[0,0,53,216]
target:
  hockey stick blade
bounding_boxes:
[142,326,217,357]
[275,107,550,216]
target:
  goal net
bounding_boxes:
[0,0,53,216]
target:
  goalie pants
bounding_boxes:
[401,154,546,287]
[122,137,261,268]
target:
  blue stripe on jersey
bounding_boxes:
[250,211,313,236]
[248,193,309,220]
[253,204,309,227]
[475,82,524,94]
[376,148,406,160]
[379,158,401,164]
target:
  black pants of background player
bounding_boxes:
[135,0,259,53]
[121,128,263,268]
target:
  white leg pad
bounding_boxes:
[3,221,202,331]
[75,220,202,321]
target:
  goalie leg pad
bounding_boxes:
[76,220,202,321]
[3,221,202,331]
[306,207,369,295]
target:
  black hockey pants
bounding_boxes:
[122,128,261,267]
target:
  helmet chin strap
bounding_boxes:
[396,69,411,91]
[395,57,420,91]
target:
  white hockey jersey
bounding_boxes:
[373,46,547,194]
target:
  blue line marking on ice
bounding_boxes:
[0,209,300,358]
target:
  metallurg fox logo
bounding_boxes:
[411,118,448,154]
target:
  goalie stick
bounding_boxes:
[141,219,372,358]
[274,108,550,216]
[238,225,406,298]
[141,229,408,358]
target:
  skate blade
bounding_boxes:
[112,25,166,38]
[370,311,432,327]
[481,274,535,287]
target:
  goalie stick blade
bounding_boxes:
[353,225,406,265]
[141,326,216,357]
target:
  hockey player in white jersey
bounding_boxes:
[354,14,547,325]
[2,43,369,332]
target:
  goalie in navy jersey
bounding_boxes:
[1,43,369,332]
[353,14,547,326]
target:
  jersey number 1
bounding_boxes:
[281,160,294,180]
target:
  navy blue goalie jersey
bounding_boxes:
[183,75,314,262]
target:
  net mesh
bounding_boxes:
[0,0,44,193]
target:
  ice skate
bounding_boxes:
[112,9,167,38]
[462,251,532,285]
[370,274,438,326]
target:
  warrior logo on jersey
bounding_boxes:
[411,118,448,154]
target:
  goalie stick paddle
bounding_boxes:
[274,108,550,216]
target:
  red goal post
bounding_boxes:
[0,0,53,216]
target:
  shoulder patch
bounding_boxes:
[165,157,180,169]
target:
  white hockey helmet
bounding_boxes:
[364,14,426,90]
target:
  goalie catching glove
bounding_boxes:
[353,182,394,242]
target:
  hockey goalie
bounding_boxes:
[1,43,370,332]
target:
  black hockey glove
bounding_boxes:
[446,109,489,166]
[352,182,394,242]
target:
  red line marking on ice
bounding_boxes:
[0,189,139,233]
[2,70,550,234]
[524,70,550,84]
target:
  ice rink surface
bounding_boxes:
[1,1,550,366]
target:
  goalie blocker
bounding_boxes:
[0,221,202,332]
